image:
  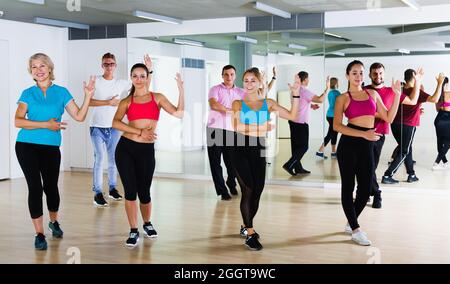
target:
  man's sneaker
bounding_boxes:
[372,194,382,209]
[315,151,328,159]
[109,188,123,201]
[432,162,444,171]
[407,174,419,183]
[351,231,372,246]
[143,222,158,238]
[94,193,108,207]
[245,234,263,251]
[345,223,353,235]
[331,152,337,159]
[34,233,47,250]
[48,221,63,238]
[125,231,139,247]
[381,176,399,184]
[240,226,259,239]
[295,167,311,174]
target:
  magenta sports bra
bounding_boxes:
[344,90,377,119]
[442,101,450,107]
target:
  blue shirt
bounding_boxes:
[326,89,341,118]
[16,84,73,146]
[240,99,270,125]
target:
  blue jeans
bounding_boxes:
[90,127,121,195]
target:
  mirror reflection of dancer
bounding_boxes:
[433,77,450,170]
[334,60,401,246]
[231,67,299,251]
[15,53,95,250]
[381,70,445,184]
[113,63,184,247]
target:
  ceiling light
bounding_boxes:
[330,52,345,56]
[173,38,204,47]
[236,35,257,44]
[33,17,89,29]
[288,43,307,50]
[254,2,291,19]
[324,32,343,39]
[398,48,410,54]
[133,10,182,25]
[0,11,4,17]
[278,52,294,56]
[20,0,45,4]
[401,0,420,10]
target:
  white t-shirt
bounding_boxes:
[90,76,131,128]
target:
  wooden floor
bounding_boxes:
[1,172,450,264]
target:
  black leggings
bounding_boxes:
[231,134,266,228]
[384,123,416,176]
[15,142,61,219]
[434,110,450,164]
[115,137,155,204]
[323,116,338,147]
[337,124,374,230]
[287,121,309,170]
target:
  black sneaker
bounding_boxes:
[372,194,382,209]
[221,193,232,201]
[295,167,311,174]
[143,222,158,238]
[240,226,259,239]
[94,193,108,207]
[381,176,399,184]
[34,233,47,250]
[282,164,296,176]
[48,221,63,238]
[229,187,238,196]
[245,234,263,251]
[126,231,139,247]
[407,174,419,183]
[109,188,123,201]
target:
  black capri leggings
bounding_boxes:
[434,110,450,164]
[323,116,338,147]
[230,134,266,229]
[337,124,374,231]
[115,137,155,204]
[15,142,61,219]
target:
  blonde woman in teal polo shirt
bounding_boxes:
[14,53,95,250]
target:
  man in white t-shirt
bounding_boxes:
[90,52,152,207]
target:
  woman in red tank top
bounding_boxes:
[333,60,403,247]
[112,62,184,247]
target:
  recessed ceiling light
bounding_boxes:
[236,35,258,44]
[401,0,420,10]
[271,40,281,43]
[253,2,291,19]
[34,17,89,29]
[173,38,204,47]
[20,0,45,4]
[288,43,307,50]
[398,48,411,54]
[278,52,294,56]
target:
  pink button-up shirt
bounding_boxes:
[207,83,245,131]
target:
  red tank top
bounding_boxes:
[127,92,160,121]
[344,90,376,119]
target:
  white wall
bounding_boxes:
[324,54,450,140]
[0,19,68,179]
[0,40,10,180]
[67,38,128,170]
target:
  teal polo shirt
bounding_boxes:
[16,84,74,146]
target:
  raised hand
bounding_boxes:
[437,72,446,84]
[391,78,402,95]
[84,76,96,98]
[47,118,67,131]
[144,54,153,72]
[260,71,268,96]
[272,66,277,78]
[413,67,424,83]
[175,73,184,90]
[325,76,331,89]
[288,81,300,95]
[109,95,120,106]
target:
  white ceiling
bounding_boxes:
[0,0,448,25]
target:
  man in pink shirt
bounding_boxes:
[207,65,245,200]
[283,71,330,175]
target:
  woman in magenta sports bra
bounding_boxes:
[434,76,450,170]
[112,63,184,247]
[334,60,401,246]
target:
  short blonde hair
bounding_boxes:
[28,53,55,81]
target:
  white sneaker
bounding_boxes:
[345,223,352,235]
[351,231,372,246]
[432,162,444,171]
[443,162,450,170]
